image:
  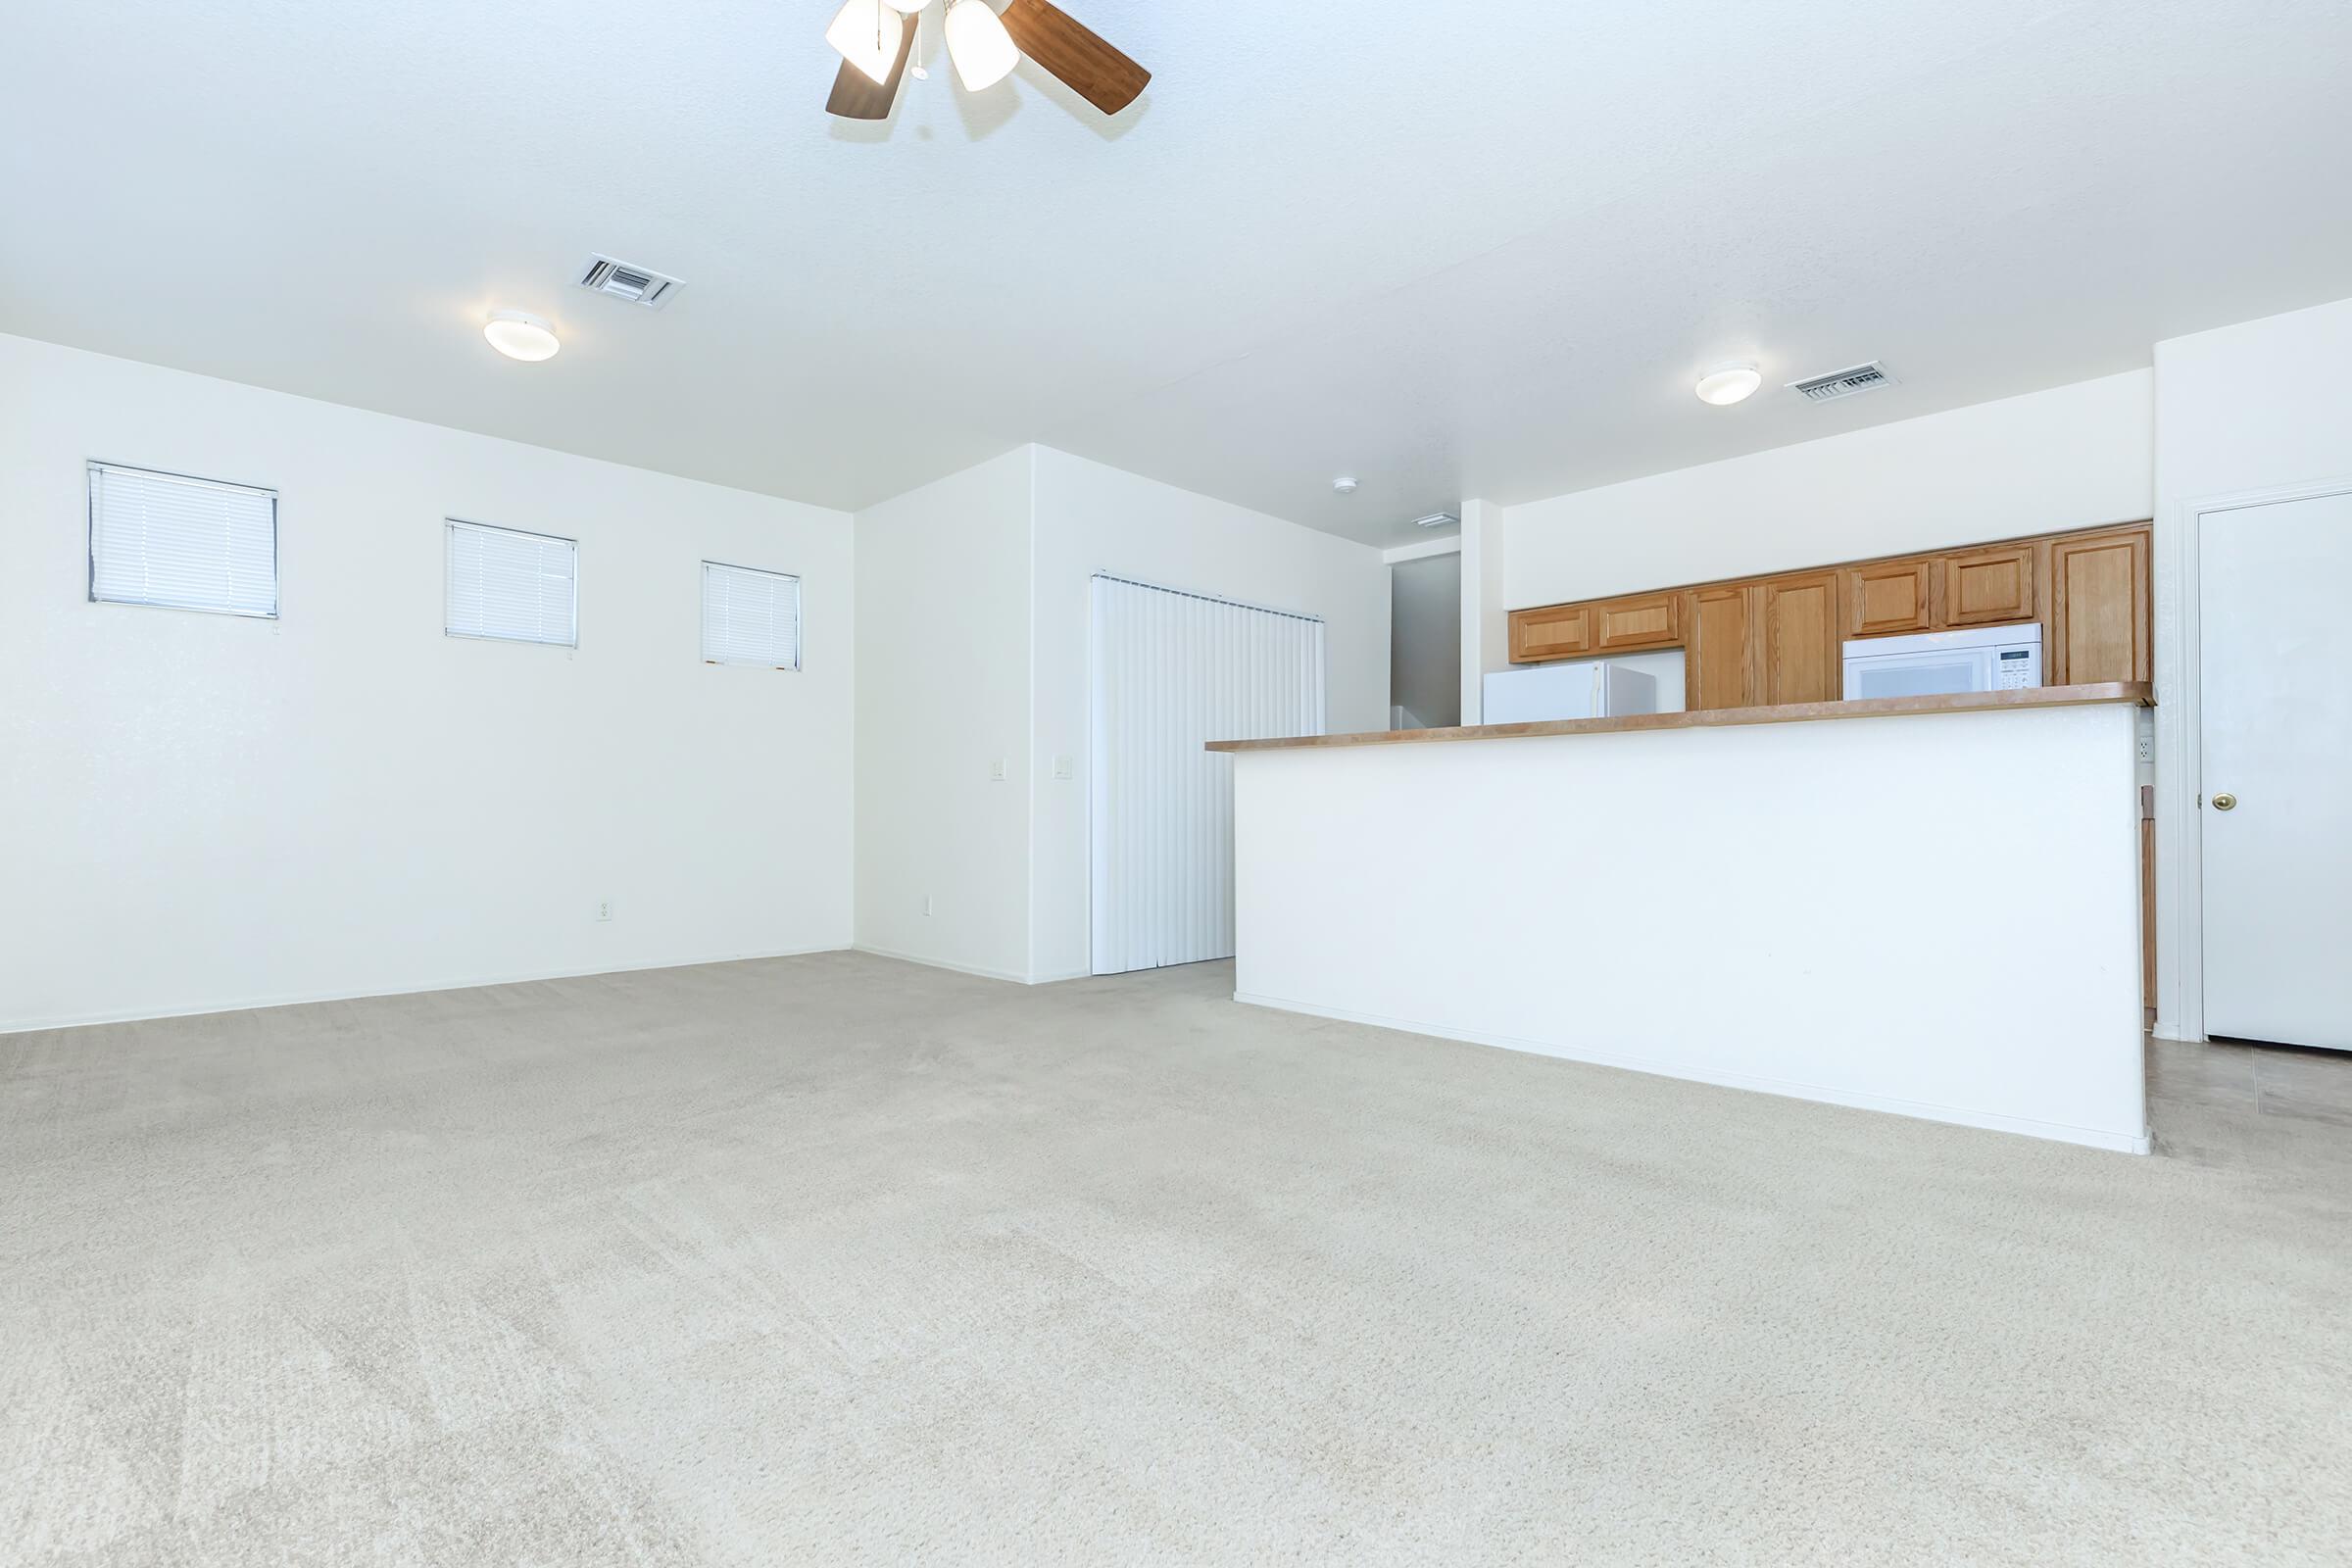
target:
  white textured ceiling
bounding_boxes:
[4,1,2349,547]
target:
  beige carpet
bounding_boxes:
[4,953,2349,1566]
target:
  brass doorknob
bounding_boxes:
[2212,793,2237,811]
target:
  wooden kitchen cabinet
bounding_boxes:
[1757,572,1841,704]
[1504,521,2152,712]
[1592,592,1682,652]
[2050,525,2151,683]
[1842,557,1936,638]
[1685,584,1757,710]
[1506,589,1683,663]
[1943,543,2037,627]
[1509,602,1593,662]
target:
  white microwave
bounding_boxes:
[1841,623,2042,699]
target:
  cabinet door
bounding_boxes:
[2050,525,2151,683]
[1758,572,1841,704]
[1842,558,1935,638]
[1944,543,2036,627]
[1592,592,1682,652]
[1509,603,1593,663]
[1685,585,1757,710]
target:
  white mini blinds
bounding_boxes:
[87,462,278,617]
[445,520,577,647]
[701,562,802,670]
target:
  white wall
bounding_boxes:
[2149,295,2352,1039]
[1389,552,1462,729]
[848,444,1389,985]
[1458,499,1510,721]
[851,448,1034,981]
[1503,371,2156,608]
[0,333,854,1031]
[1027,446,1391,983]
[1232,705,2149,1153]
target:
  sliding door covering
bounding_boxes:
[1089,574,1326,975]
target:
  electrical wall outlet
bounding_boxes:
[989,758,1007,782]
[596,899,612,922]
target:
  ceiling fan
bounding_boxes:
[823,0,1150,121]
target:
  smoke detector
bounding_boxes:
[576,255,682,310]
[1412,512,1459,530]
[1788,361,1896,403]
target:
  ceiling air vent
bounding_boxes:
[1412,512,1460,530]
[576,254,682,309]
[1787,361,1896,403]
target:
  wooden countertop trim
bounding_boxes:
[1205,682,2153,753]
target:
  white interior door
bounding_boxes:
[2200,489,2352,1049]
[1090,575,1325,976]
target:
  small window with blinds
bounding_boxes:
[445,519,578,648]
[87,462,278,617]
[701,561,802,670]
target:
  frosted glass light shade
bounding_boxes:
[826,0,906,84]
[1695,363,1763,406]
[945,0,1018,90]
[484,311,560,363]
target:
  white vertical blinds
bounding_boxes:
[701,561,803,669]
[1089,574,1326,976]
[87,462,278,617]
[445,519,577,647]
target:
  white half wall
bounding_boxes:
[1231,706,2149,1153]
[0,333,855,1031]
[1503,370,2156,609]
[2150,294,2352,1040]
[852,448,1035,981]
[1027,447,1391,984]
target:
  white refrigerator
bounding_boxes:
[1482,660,1661,723]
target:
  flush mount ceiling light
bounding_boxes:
[823,0,1150,122]
[1332,476,1360,496]
[483,311,561,363]
[1695,362,1763,406]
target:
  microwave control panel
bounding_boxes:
[1996,650,2036,689]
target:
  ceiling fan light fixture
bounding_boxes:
[826,0,907,85]
[945,0,1019,91]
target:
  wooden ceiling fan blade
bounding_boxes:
[825,14,917,121]
[1000,0,1151,116]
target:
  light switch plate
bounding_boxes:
[1053,755,1074,780]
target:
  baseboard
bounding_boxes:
[1234,991,2153,1156]
[1,943,855,1036]
[848,946,1099,988]
[851,945,1033,985]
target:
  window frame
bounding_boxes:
[700,559,804,672]
[85,460,281,620]
[442,517,580,650]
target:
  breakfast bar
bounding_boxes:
[1209,683,2154,1152]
